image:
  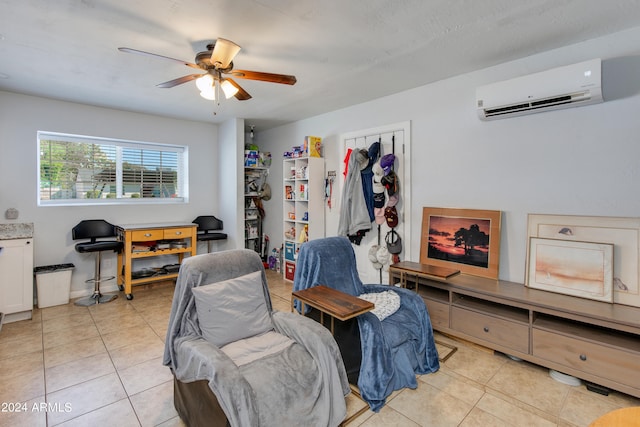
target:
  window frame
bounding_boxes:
[37,131,189,206]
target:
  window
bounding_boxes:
[38,131,188,206]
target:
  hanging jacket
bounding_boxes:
[338,150,372,238]
[360,141,380,222]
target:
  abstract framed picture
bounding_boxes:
[420,207,502,279]
[527,237,613,302]
[527,214,640,307]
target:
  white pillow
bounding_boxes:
[192,270,273,347]
[221,331,294,366]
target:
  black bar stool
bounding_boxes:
[192,215,228,253]
[72,219,123,306]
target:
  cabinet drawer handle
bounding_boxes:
[175,231,182,235]
[579,354,587,361]
[144,233,152,237]
[483,327,490,333]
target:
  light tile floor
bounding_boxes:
[0,269,638,426]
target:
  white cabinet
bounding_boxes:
[0,238,34,319]
[283,156,325,281]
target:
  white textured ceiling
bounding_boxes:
[2,0,640,130]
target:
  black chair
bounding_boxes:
[72,220,123,306]
[192,215,228,253]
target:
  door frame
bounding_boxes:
[339,121,412,282]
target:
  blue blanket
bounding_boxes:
[293,237,440,411]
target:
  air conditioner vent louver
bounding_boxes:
[476,59,602,120]
[484,92,591,118]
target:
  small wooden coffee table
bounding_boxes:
[291,285,374,334]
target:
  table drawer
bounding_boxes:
[164,227,193,239]
[131,229,163,241]
[424,299,449,330]
[532,328,640,389]
[451,307,529,353]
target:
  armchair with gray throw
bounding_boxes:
[293,236,440,412]
[163,249,350,427]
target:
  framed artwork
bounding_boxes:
[527,214,640,307]
[528,237,614,302]
[420,207,502,279]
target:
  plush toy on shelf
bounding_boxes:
[298,224,309,243]
[284,226,296,240]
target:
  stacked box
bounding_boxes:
[304,136,322,158]
[244,150,259,167]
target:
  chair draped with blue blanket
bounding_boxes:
[293,236,440,412]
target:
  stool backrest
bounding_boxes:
[193,215,224,234]
[72,219,118,243]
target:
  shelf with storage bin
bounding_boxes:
[389,261,640,399]
[283,156,325,281]
[245,166,268,254]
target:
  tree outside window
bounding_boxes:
[38,132,188,206]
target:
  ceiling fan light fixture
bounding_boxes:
[200,87,216,100]
[195,74,214,92]
[211,38,241,69]
[221,79,239,99]
[119,37,295,104]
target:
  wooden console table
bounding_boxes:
[116,222,197,300]
[292,285,374,334]
[389,261,640,400]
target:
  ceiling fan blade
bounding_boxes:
[230,70,297,85]
[118,47,202,70]
[226,78,252,100]
[156,74,202,88]
[211,38,241,69]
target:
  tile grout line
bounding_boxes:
[92,294,147,427]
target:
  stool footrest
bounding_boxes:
[74,293,118,306]
[84,275,116,284]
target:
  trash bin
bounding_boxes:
[34,263,74,308]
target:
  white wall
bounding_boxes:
[0,91,220,296]
[218,118,245,251]
[257,26,640,284]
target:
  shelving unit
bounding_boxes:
[244,166,268,255]
[283,156,325,281]
[389,261,640,399]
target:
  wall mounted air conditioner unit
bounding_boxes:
[476,58,603,121]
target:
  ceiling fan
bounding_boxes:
[118,38,297,101]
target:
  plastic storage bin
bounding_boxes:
[285,261,296,281]
[34,263,74,308]
[284,242,296,262]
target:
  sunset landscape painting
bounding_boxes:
[427,215,491,268]
[527,237,613,302]
[421,207,502,279]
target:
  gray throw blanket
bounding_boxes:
[163,249,350,427]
